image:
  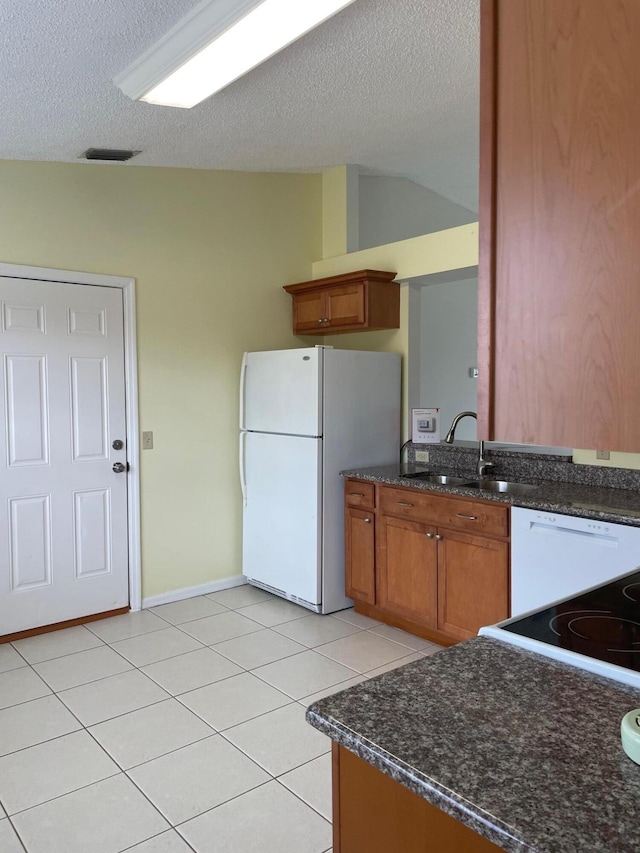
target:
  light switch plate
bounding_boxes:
[596,450,610,460]
[415,450,430,463]
[142,431,154,450]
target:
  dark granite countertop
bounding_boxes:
[342,464,640,527]
[307,637,640,853]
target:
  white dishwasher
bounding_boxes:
[510,507,640,617]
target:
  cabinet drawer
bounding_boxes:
[438,497,509,538]
[379,486,509,538]
[379,486,440,525]
[345,480,375,510]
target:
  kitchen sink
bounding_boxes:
[467,479,538,495]
[400,470,538,495]
[400,471,477,486]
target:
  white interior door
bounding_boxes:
[0,277,129,635]
[242,431,321,606]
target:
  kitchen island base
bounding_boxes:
[333,743,501,852]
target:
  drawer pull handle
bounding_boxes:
[364,518,371,524]
[426,532,434,539]
[349,493,365,498]
[397,501,414,508]
[435,534,443,541]
[456,513,477,521]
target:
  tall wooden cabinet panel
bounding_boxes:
[479,0,640,451]
[436,529,509,642]
[345,507,376,605]
[334,744,503,853]
[377,516,438,628]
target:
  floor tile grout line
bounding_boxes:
[127,767,276,832]
[56,686,173,728]
[0,718,87,761]
[2,599,400,849]
[176,693,298,736]
[5,813,29,853]
[114,728,219,774]
[247,663,362,702]
[274,776,332,825]
[0,653,416,763]
[170,775,275,832]
[118,826,199,853]
[4,765,122,820]
[275,749,331,780]
[217,724,331,782]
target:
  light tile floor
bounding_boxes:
[0,586,443,853]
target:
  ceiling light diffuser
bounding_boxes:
[114,0,358,109]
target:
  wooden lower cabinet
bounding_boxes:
[345,481,510,645]
[345,507,376,605]
[437,528,509,641]
[377,516,438,628]
[333,743,501,853]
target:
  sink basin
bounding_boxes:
[400,471,476,486]
[467,479,538,495]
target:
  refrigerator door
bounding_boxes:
[243,431,322,607]
[242,348,322,436]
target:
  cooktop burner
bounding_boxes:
[503,569,640,672]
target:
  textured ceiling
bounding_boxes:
[0,0,480,210]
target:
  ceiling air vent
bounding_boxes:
[80,148,141,162]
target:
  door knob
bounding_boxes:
[112,462,127,473]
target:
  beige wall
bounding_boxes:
[0,160,322,599]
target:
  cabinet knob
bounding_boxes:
[364,517,371,524]
[426,532,434,539]
[435,534,443,541]
[317,319,323,324]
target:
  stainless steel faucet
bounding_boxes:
[444,411,477,443]
[444,411,495,478]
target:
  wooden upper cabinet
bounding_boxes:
[478,0,640,451]
[283,270,399,335]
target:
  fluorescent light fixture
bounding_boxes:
[114,0,358,109]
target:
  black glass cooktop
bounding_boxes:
[503,569,640,672]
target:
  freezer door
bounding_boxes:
[242,431,322,605]
[242,348,322,436]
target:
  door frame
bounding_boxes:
[0,262,142,611]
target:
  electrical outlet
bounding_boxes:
[415,450,430,463]
[596,449,610,461]
[142,431,154,450]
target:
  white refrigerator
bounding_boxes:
[239,346,400,614]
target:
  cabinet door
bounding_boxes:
[437,528,508,642]
[377,516,437,628]
[479,0,640,451]
[325,284,365,329]
[292,290,325,332]
[345,507,375,604]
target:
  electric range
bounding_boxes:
[480,568,640,689]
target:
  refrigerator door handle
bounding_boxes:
[239,352,248,430]
[239,432,247,506]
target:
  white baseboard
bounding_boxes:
[141,575,247,609]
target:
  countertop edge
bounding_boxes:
[340,467,640,528]
[305,703,530,852]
